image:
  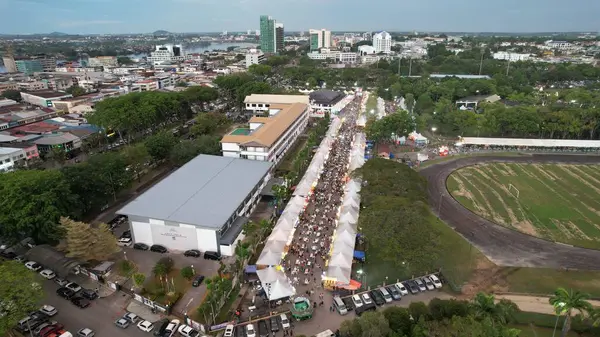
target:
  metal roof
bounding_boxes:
[244,94,309,105]
[458,137,600,148]
[118,155,272,229]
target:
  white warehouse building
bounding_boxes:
[117,155,272,256]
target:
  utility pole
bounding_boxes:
[478,48,484,75]
[506,57,511,76]
[408,57,413,77]
[397,56,401,76]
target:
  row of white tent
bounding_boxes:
[326,132,367,285]
[256,266,296,301]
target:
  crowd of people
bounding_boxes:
[280,96,361,308]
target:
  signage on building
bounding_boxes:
[310,109,326,118]
[46,100,53,107]
[160,227,188,240]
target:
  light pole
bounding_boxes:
[431,127,437,138]
[552,302,566,337]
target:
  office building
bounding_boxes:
[88,56,119,68]
[31,55,57,72]
[309,29,332,51]
[260,15,276,54]
[15,59,44,75]
[275,23,284,53]
[373,31,392,54]
[2,56,17,73]
[223,95,310,165]
[147,44,189,65]
[0,147,26,173]
[20,91,73,108]
[246,49,266,68]
[118,155,272,256]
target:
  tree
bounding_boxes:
[60,217,120,261]
[339,311,390,337]
[413,315,521,337]
[87,152,134,202]
[153,257,174,276]
[182,86,219,111]
[0,170,79,243]
[132,273,146,287]
[122,144,150,182]
[549,288,593,337]
[66,85,86,97]
[191,112,230,136]
[234,242,250,274]
[0,89,22,101]
[382,306,413,336]
[46,147,67,166]
[144,131,178,161]
[409,301,431,321]
[181,266,195,280]
[248,64,273,78]
[0,261,44,337]
[471,292,519,326]
[117,56,134,65]
[169,136,221,167]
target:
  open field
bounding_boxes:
[447,163,600,249]
[365,94,377,115]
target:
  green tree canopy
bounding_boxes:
[66,85,86,97]
[1,89,22,101]
[0,261,44,336]
[144,131,178,161]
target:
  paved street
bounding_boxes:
[40,279,150,337]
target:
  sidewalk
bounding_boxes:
[496,294,600,315]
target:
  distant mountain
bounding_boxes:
[153,30,171,35]
[48,32,69,36]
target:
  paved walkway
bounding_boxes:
[496,294,600,315]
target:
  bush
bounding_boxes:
[409,301,430,320]
[428,298,471,321]
[158,257,174,272]
[132,273,146,287]
[118,260,135,276]
[153,257,174,276]
[181,266,195,280]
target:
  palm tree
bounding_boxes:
[471,292,519,325]
[549,288,593,337]
[234,242,250,275]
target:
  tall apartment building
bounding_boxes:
[373,31,392,54]
[246,49,266,68]
[31,55,57,72]
[260,15,284,54]
[147,44,189,65]
[2,56,17,73]
[309,29,332,51]
[15,59,44,75]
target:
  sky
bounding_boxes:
[0,0,599,35]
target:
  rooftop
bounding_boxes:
[244,94,310,105]
[22,91,71,99]
[309,90,344,105]
[117,155,272,229]
[0,147,22,155]
[221,103,308,147]
[33,132,80,145]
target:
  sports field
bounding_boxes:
[447,163,600,249]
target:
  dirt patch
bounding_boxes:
[513,220,539,237]
[569,165,600,190]
[557,164,600,195]
[551,219,575,239]
[451,174,490,217]
[532,164,557,181]
[457,171,505,224]
[566,221,592,241]
[499,163,517,176]
[461,258,508,297]
[472,167,518,224]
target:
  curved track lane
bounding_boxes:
[420,154,600,270]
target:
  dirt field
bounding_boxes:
[447,163,600,249]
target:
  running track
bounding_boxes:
[420,154,600,270]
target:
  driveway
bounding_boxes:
[40,279,150,337]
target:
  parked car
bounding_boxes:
[224,324,234,337]
[65,282,82,293]
[150,244,167,253]
[56,287,75,299]
[414,278,427,292]
[137,320,154,332]
[54,278,68,287]
[422,277,435,291]
[178,324,200,337]
[115,318,130,329]
[39,269,56,280]
[1,250,17,259]
[71,297,91,309]
[192,275,205,287]
[395,282,409,296]
[41,324,65,337]
[258,320,269,337]
[269,315,279,332]
[361,293,373,305]
[133,243,149,250]
[235,325,245,337]
[280,313,290,330]
[25,261,42,271]
[77,328,95,337]
[246,324,256,337]
[386,285,401,300]
[33,322,58,336]
[369,290,385,306]
[163,319,180,337]
[342,297,354,311]
[153,319,169,336]
[405,281,419,294]
[203,251,221,260]
[121,230,132,239]
[351,294,363,308]
[429,274,443,289]
[118,237,132,247]
[39,305,58,317]
[184,249,201,257]
[123,312,140,323]
[80,289,98,300]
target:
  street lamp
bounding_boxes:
[431,127,437,137]
[552,302,566,337]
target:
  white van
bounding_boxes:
[315,329,335,337]
[280,314,290,330]
[333,296,348,315]
[379,287,393,303]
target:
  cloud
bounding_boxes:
[59,20,121,27]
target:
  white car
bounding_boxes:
[54,278,69,287]
[77,328,95,337]
[164,319,180,337]
[39,269,56,280]
[178,324,199,337]
[395,282,409,296]
[422,277,435,291]
[137,320,154,332]
[118,237,132,247]
[224,324,234,337]
[39,304,58,316]
[414,278,427,292]
[280,314,290,330]
[361,293,373,305]
[246,324,256,337]
[25,261,42,271]
[429,274,443,289]
[351,294,363,308]
[65,282,82,293]
[123,312,140,323]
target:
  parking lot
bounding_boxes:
[38,278,150,337]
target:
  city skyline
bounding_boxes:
[0,0,599,35]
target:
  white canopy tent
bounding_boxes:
[329,251,353,268]
[334,229,356,246]
[257,267,296,300]
[339,210,359,225]
[342,195,360,210]
[326,265,352,285]
[256,249,283,266]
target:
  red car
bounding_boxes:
[40,324,65,337]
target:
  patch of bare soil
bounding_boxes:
[451,175,490,218]
[532,164,557,181]
[499,163,517,176]
[565,220,592,241]
[513,220,539,237]
[557,164,600,195]
[458,171,505,224]
[551,219,575,240]
[460,258,509,298]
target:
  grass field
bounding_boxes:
[447,163,600,249]
[365,94,377,115]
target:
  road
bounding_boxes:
[40,279,149,337]
[420,154,600,269]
